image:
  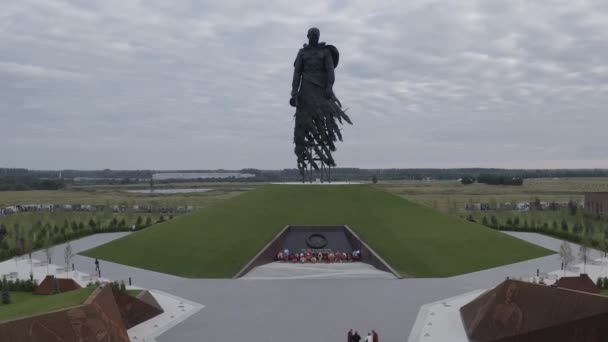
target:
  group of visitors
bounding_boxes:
[348,329,378,342]
[276,249,361,263]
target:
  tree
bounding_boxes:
[1,277,11,305]
[43,242,54,275]
[51,277,61,294]
[552,220,559,230]
[371,175,378,184]
[559,241,575,275]
[145,216,152,227]
[579,239,591,274]
[120,280,127,292]
[584,221,595,236]
[136,216,143,228]
[568,200,578,215]
[573,222,583,235]
[561,219,569,232]
[490,215,499,228]
[0,224,6,245]
[597,277,604,289]
[532,198,542,211]
[64,242,73,277]
[88,218,97,230]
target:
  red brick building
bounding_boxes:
[585,192,608,216]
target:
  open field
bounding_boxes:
[0,182,252,207]
[379,178,608,245]
[0,287,96,322]
[0,183,253,254]
[379,178,608,214]
[82,185,552,278]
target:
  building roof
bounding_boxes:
[556,274,600,294]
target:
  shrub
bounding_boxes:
[2,278,11,305]
[482,216,489,227]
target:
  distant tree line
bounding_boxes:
[0,177,64,191]
[3,167,608,187]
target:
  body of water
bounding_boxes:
[126,188,212,194]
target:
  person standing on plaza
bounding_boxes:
[364,332,373,342]
[372,330,378,342]
[348,329,353,342]
[352,331,361,342]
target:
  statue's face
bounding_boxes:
[307,28,320,45]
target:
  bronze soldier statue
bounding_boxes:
[291,27,352,179]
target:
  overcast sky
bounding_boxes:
[2,0,608,170]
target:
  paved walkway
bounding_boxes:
[241,262,396,279]
[1,231,578,342]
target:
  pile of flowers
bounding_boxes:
[276,249,361,263]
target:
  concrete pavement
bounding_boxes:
[3,231,571,342]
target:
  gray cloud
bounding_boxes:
[2,0,608,169]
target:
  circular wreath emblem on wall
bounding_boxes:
[306,233,328,249]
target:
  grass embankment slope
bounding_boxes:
[0,287,95,322]
[82,185,553,278]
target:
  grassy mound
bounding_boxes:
[81,185,553,278]
[0,287,96,322]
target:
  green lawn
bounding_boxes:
[0,287,96,322]
[81,185,553,278]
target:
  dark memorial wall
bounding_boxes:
[461,279,608,342]
[234,225,400,278]
[281,227,353,252]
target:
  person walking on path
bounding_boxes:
[94,258,100,277]
[352,331,361,342]
[372,330,378,342]
[348,329,353,342]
